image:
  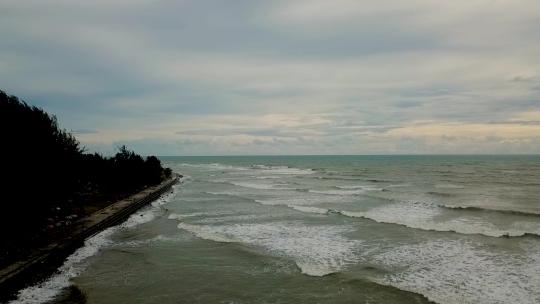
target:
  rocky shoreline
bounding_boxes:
[0,174,180,301]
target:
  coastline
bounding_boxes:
[0,173,180,300]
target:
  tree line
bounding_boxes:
[0,90,172,266]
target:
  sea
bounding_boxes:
[10,155,540,304]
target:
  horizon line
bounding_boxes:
[156,153,540,157]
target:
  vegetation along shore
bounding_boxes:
[0,90,180,299]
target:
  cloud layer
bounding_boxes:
[1,0,539,155]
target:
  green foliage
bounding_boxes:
[0,90,171,264]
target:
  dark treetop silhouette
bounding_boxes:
[0,90,172,267]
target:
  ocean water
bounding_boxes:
[12,155,540,304]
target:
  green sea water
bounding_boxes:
[11,155,540,304]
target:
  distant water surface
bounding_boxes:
[13,155,540,304]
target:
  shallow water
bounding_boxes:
[12,155,540,304]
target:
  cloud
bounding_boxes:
[388,121,540,140]
[1,0,540,154]
[71,129,99,135]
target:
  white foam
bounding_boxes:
[254,197,349,215]
[168,212,237,223]
[386,183,412,188]
[337,185,383,191]
[335,185,365,189]
[372,239,540,304]
[151,234,185,243]
[168,213,183,220]
[223,180,300,191]
[295,262,335,276]
[255,201,327,214]
[338,202,540,238]
[254,199,281,206]
[289,205,329,214]
[435,183,464,189]
[122,210,157,228]
[250,164,314,175]
[123,186,178,228]
[167,212,206,220]
[177,223,236,243]
[10,228,115,304]
[177,196,224,202]
[254,196,346,206]
[204,191,240,196]
[10,186,179,304]
[116,234,187,247]
[179,163,313,175]
[309,189,367,196]
[150,187,178,207]
[179,163,249,171]
[229,181,277,190]
[176,222,360,276]
[192,214,273,224]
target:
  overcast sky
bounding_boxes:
[1,0,540,155]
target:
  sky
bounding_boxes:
[1,0,540,155]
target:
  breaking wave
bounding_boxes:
[9,185,179,304]
[438,204,540,217]
[176,222,360,277]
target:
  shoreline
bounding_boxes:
[0,174,180,300]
